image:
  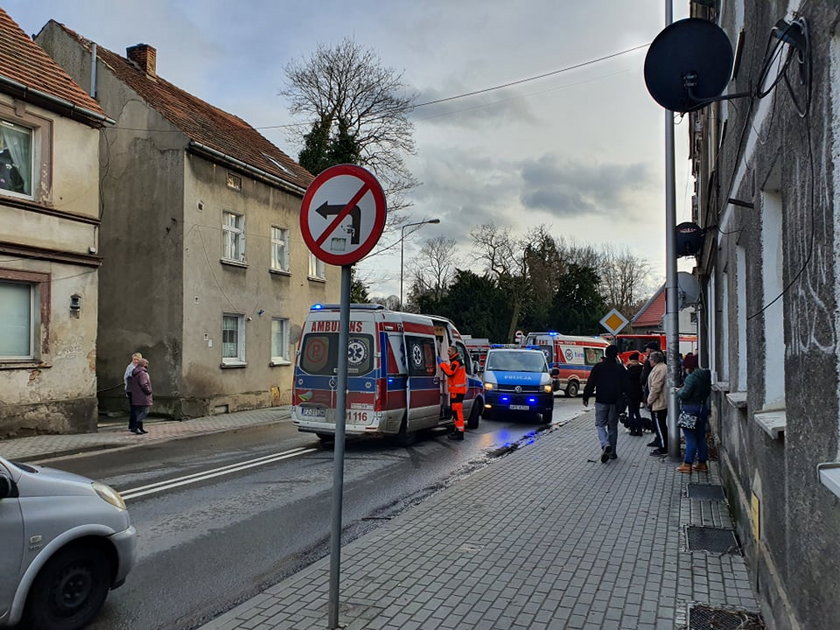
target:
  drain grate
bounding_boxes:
[686,526,741,554]
[688,604,765,629]
[687,483,726,501]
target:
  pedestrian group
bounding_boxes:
[583,342,711,472]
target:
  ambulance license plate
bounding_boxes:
[510,404,530,411]
[300,407,326,418]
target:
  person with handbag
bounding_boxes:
[675,354,712,472]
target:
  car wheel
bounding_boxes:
[24,544,112,630]
[467,400,481,429]
[541,409,553,424]
[393,418,417,447]
[565,381,579,398]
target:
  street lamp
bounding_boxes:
[400,218,440,308]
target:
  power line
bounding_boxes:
[410,43,650,109]
[105,43,652,133]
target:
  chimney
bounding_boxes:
[126,44,156,77]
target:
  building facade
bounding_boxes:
[37,22,339,419]
[0,9,110,437]
[688,2,840,628]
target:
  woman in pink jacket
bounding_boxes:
[646,351,668,456]
[128,359,153,435]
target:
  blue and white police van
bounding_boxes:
[481,346,558,423]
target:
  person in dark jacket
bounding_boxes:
[675,354,712,472]
[582,345,629,463]
[625,352,645,435]
[128,359,153,435]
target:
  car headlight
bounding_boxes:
[484,382,494,390]
[93,481,127,510]
[543,384,553,394]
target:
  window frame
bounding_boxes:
[0,106,51,203]
[0,269,49,366]
[221,211,246,264]
[308,252,326,281]
[270,317,291,365]
[221,313,246,367]
[270,226,290,274]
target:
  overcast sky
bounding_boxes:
[7,0,693,299]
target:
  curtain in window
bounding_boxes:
[222,316,239,358]
[0,123,31,194]
[0,282,32,357]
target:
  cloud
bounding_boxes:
[519,154,651,218]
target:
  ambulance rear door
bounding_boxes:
[402,321,440,426]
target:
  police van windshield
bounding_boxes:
[485,351,547,373]
[299,333,375,376]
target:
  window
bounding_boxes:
[222,212,245,263]
[736,245,748,390]
[270,227,289,272]
[0,119,32,198]
[299,333,374,375]
[308,252,325,280]
[222,314,245,365]
[761,190,785,409]
[271,318,290,364]
[584,347,604,366]
[405,336,437,377]
[0,281,34,359]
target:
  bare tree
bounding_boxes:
[470,224,529,340]
[282,38,418,226]
[599,244,653,314]
[408,236,459,306]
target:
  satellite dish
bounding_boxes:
[677,272,701,310]
[644,18,734,113]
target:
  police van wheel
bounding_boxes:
[467,403,481,430]
[541,409,553,424]
[565,381,579,398]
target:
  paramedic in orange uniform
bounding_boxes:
[439,346,467,440]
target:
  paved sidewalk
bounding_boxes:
[0,406,291,462]
[201,414,759,630]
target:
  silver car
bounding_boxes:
[0,455,136,630]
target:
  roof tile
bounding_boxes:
[56,22,313,191]
[0,9,105,117]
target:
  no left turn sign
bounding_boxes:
[300,164,387,266]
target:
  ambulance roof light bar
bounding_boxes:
[310,303,386,311]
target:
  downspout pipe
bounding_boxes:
[90,43,97,99]
[0,74,114,127]
[188,140,307,196]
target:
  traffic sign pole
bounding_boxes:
[299,164,386,629]
[328,264,352,629]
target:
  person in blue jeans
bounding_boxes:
[675,354,712,472]
[582,344,629,463]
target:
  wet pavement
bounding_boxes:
[0,407,761,629]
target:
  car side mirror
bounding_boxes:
[0,475,14,499]
[550,368,560,378]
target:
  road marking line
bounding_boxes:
[121,447,317,500]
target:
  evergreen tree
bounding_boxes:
[298,116,332,174]
[551,263,607,335]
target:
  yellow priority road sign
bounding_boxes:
[599,308,629,335]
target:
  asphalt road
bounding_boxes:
[43,397,588,630]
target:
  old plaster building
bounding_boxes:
[0,9,110,437]
[36,22,338,419]
[688,1,840,628]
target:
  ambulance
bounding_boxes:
[521,332,610,397]
[292,304,484,445]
